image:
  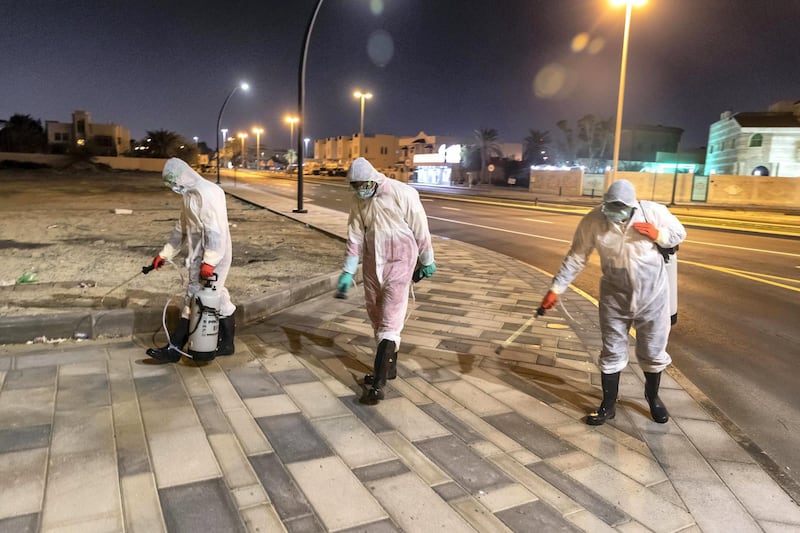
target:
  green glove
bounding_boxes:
[413,262,436,282]
[337,272,353,293]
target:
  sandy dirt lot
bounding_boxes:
[0,167,344,317]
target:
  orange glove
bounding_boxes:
[633,222,659,241]
[200,262,215,279]
[540,290,558,311]
[152,255,166,270]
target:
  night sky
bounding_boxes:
[2,1,796,153]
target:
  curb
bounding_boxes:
[0,271,343,345]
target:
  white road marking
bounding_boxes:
[428,216,570,244]
[523,218,554,224]
[687,239,800,258]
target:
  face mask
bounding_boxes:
[602,203,633,223]
[357,188,376,199]
[352,181,377,199]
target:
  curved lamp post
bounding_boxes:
[294,0,325,213]
[610,0,645,181]
[353,90,372,157]
[216,82,250,184]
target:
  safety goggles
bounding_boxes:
[603,201,630,210]
[350,180,375,191]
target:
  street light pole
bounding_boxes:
[284,116,299,151]
[216,82,249,184]
[353,90,372,157]
[253,127,263,170]
[304,137,310,159]
[237,132,248,168]
[294,0,324,214]
[610,0,644,182]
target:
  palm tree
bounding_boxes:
[523,129,551,165]
[474,128,502,184]
[144,129,184,158]
[0,114,47,153]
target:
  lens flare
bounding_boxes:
[367,29,394,67]
[533,63,567,98]
[588,37,605,54]
[369,0,384,15]
[571,32,589,52]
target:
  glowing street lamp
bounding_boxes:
[252,127,264,170]
[353,90,373,156]
[304,137,310,159]
[216,82,250,183]
[237,132,248,168]
[610,0,646,181]
[284,115,299,150]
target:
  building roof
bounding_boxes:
[734,112,800,128]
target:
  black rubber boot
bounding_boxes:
[364,351,397,385]
[586,371,620,426]
[217,315,236,356]
[146,317,190,363]
[367,339,396,402]
[644,371,669,423]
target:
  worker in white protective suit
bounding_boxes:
[539,179,686,425]
[146,158,236,362]
[337,157,436,402]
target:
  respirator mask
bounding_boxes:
[163,171,185,195]
[601,201,633,223]
[351,180,377,199]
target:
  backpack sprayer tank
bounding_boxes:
[187,274,221,361]
[663,248,678,325]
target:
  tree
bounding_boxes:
[523,129,552,165]
[556,120,576,165]
[0,114,47,153]
[473,128,502,184]
[144,129,184,158]
[576,114,614,169]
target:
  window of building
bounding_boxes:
[749,134,762,147]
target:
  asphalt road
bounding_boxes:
[228,171,800,489]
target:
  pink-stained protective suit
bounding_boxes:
[343,158,434,346]
[158,158,236,318]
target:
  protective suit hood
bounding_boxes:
[603,179,637,207]
[163,158,202,191]
[347,157,387,184]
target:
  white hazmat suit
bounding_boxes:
[548,179,686,374]
[342,158,434,347]
[159,157,235,319]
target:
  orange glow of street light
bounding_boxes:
[284,115,299,149]
[252,127,264,170]
[237,132,248,168]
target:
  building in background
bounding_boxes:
[46,110,131,156]
[619,124,684,163]
[705,101,800,177]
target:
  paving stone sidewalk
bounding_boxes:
[0,182,798,532]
